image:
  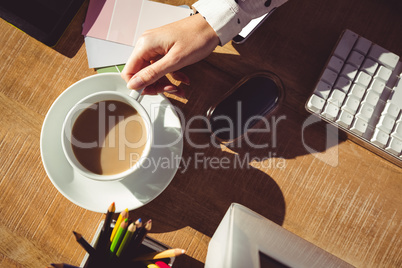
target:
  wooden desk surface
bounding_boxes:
[0,0,401,267]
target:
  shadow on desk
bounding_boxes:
[130,56,346,243]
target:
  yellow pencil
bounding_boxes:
[143,261,159,268]
[110,208,128,242]
[132,248,186,262]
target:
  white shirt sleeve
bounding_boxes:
[192,0,288,45]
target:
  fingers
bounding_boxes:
[124,52,190,91]
[121,35,164,87]
[126,64,160,90]
[126,50,182,90]
[124,57,190,97]
[125,66,189,97]
[121,45,151,84]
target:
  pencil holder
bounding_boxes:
[80,220,175,268]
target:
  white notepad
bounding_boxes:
[206,203,354,268]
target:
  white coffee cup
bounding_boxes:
[61,90,153,181]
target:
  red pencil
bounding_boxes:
[155,261,171,268]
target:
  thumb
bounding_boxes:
[126,56,176,90]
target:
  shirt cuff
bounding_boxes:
[193,0,249,45]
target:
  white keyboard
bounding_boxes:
[306,29,402,168]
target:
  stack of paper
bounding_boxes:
[82,0,191,69]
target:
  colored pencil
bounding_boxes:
[110,208,129,242]
[117,218,143,263]
[72,231,96,255]
[96,202,115,254]
[104,202,116,231]
[144,262,159,268]
[116,222,136,257]
[155,261,171,268]
[110,218,129,255]
[134,218,142,233]
[131,218,142,242]
[88,203,116,268]
[129,219,152,253]
[132,248,186,262]
[100,202,115,242]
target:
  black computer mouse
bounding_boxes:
[207,72,284,142]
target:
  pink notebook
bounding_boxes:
[82,0,190,46]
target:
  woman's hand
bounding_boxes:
[121,13,219,96]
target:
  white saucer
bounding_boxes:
[40,73,183,213]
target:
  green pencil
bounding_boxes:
[110,218,128,255]
[116,222,136,257]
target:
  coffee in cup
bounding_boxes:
[62,91,153,181]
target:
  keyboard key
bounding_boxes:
[340,64,358,81]
[307,95,325,113]
[360,58,378,76]
[386,62,402,88]
[314,80,332,99]
[368,44,400,69]
[327,56,344,73]
[382,102,400,119]
[392,122,402,141]
[354,36,371,55]
[376,115,395,134]
[328,89,346,107]
[386,136,402,156]
[336,110,354,128]
[351,118,368,136]
[347,51,365,68]
[389,77,402,109]
[368,79,385,95]
[363,90,380,107]
[357,103,375,122]
[334,30,358,61]
[342,96,360,115]
[322,102,340,121]
[321,68,338,86]
[334,77,352,93]
[354,71,372,87]
[349,83,366,100]
[371,128,389,148]
[374,65,393,82]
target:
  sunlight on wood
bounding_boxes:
[213,42,240,56]
[219,144,239,155]
[149,226,210,264]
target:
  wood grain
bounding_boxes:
[0,0,401,267]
